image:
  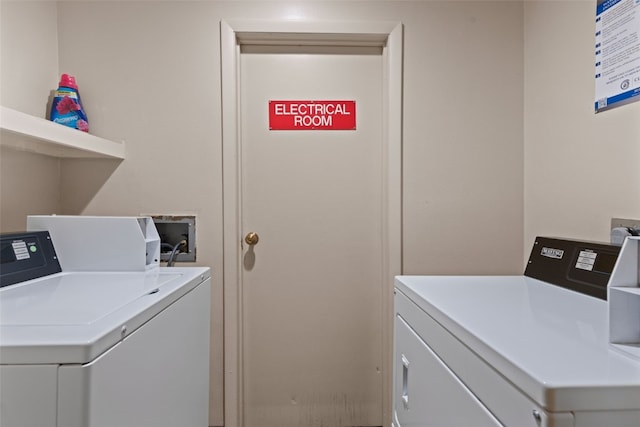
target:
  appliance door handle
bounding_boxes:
[401,354,409,409]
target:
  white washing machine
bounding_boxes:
[393,237,640,427]
[0,216,211,427]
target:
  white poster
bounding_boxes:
[595,0,640,112]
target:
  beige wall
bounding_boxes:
[524,0,640,251]
[401,1,524,274]
[0,1,58,117]
[0,1,61,230]
[16,1,640,426]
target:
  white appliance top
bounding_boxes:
[0,267,210,364]
[395,275,640,412]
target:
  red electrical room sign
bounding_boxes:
[269,100,356,130]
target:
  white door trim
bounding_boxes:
[221,19,403,427]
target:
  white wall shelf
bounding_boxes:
[0,106,125,159]
[608,236,640,360]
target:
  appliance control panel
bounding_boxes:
[524,236,621,300]
[0,231,61,288]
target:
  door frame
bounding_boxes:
[221,19,403,427]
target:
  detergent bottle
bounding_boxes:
[50,74,89,132]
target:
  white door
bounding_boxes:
[240,44,384,427]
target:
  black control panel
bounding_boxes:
[0,231,61,288]
[524,236,621,300]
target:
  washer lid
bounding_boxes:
[0,267,210,364]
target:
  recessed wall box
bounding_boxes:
[151,216,196,263]
[611,218,640,245]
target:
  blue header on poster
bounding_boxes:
[597,0,623,15]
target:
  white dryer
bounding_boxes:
[393,237,640,427]
[0,216,211,427]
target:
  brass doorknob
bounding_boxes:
[244,232,259,246]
